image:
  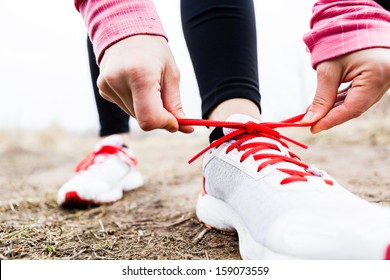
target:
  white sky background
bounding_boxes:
[0,0,317,133]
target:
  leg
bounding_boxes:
[87,37,130,137]
[57,38,143,208]
[375,0,390,11]
[181,0,261,121]
[180,0,390,260]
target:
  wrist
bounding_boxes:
[77,0,167,65]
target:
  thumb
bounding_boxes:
[161,65,194,133]
[311,83,380,133]
[130,70,180,133]
[301,62,342,124]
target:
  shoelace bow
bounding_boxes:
[75,145,137,172]
[178,113,333,186]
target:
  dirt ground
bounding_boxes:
[1,100,390,260]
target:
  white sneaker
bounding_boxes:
[57,135,144,208]
[182,114,390,260]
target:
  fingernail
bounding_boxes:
[301,111,314,123]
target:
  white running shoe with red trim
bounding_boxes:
[57,135,144,208]
[180,114,390,260]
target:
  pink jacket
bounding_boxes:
[75,0,390,68]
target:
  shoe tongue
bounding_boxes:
[223,114,260,135]
[223,114,306,172]
[95,135,124,150]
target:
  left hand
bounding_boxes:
[301,48,390,133]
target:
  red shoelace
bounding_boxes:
[75,145,137,172]
[178,113,333,186]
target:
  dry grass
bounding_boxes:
[0,132,240,260]
[0,200,239,260]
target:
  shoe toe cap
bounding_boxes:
[57,175,112,204]
[266,207,390,259]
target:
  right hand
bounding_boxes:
[301,48,390,133]
[98,35,193,133]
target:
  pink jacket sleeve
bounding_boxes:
[304,0,390,68]
[75,0,167,64]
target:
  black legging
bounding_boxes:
[87,38,130,137]
[181,0,261,119]
[375,0,390,11]
[89,0,389,135]
[89,0,260,135]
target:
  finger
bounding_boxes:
[301,62,342,124]
[338,83,352,94]
[160,65,194,134]
[99,89,115,103]
[330,83,352,107]
[333,100,344,108]
[310,85,375,133]
[130,70,180,132]
[98,73,136,117]
[333,89,349,107]
[99,89,135,117]
[97,76,134,117]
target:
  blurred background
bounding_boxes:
[0,0,318,134]
[2,2,390,263]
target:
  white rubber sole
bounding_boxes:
[196,193,296,260]
[59,169,144,207]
